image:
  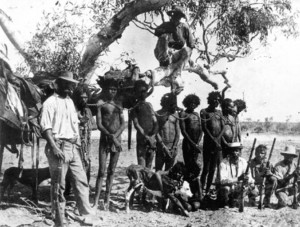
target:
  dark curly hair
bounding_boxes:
[221,98,233,112]
[182,94,200,108]
[255,144,267,154]
[160,92,177,108]
[97,77,119,89]
[207,91,221,104]
[233,99,247,115]
[72,84,90,110]
[133,80,149,91]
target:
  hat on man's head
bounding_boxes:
[167,5,187,19]
[280,145,298,157]
[58,71,79,84]
[227,142,243,150]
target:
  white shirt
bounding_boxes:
[40,93,79,140]
[219,157,254,185]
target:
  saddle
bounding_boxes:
[0,60,43,147]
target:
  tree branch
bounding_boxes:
[80,0,172,83]
[132,19,155,34]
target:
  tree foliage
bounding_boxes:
[20,0,298,79]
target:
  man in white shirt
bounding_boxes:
[40,71,96,225]
[273,145,300,209]
[217,142,254,208]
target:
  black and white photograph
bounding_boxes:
[0,0,300,226]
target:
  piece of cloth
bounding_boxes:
[45,140,93,217]
[40,93,79,140]
[218,157,254,185]
[7,82,24,117]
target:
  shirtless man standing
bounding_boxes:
[180,94,203,200]
[131,80,159,169]
[221,98,240,158]
[94,78,125,209]
[155,93,180,171]
[200,91,224,194]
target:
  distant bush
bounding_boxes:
[291,123,300,133]
[253,126,264,133]
[240,121,299,134]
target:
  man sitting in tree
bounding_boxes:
[154,5,194,93]
[155,93,180,171]
[200,91,224,194]
[131,80,158,169]
[179,94,203,201]
[153,5,230,91]
[94,78,125,210]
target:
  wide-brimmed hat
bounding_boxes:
[227,142,243,150]
[281,145,298,157]
[57,71,79,84]
[167,5,186,18]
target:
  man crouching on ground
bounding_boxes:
[40,71,98,225]
[217,142,255,208]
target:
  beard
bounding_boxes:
[64,88,73,97]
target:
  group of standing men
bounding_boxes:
[38,4,300,226]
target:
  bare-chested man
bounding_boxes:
[221,98,240,158]
[94,78,125,209]
[155,93,180,171]
[131,80,159,169]
[180,94,203,200]
[200,91,224,194]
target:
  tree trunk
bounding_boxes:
[81,0,171,83]
[0,9,29,69]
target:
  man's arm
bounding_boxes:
[43,129,65,161]
[173,117,181,149]
[113,109,126,138]
[132,109,148,139]
[200,109,221,148]
[154,22,172,37]
[197,116,203,145]
[183,24,195,49]
[96,104,111,136]
[179,112,199,151]
[151,114,159,136]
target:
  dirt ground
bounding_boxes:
[1,132,300,227]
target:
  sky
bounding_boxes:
[1,0,300,122]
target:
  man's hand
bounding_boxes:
[238,173,249,183]
[162,145,172,158]
[168,41,184,49]
[112,136,122,150]
[52,146,65,161]
[293,167,300,177]
[263,167,272,176]
[146,135,157,149]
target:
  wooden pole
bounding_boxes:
[35,136,40,202]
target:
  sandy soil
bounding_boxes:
[0,133,300,227]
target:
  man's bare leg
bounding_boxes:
[104,152,120,209]
[94,147,108,208]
